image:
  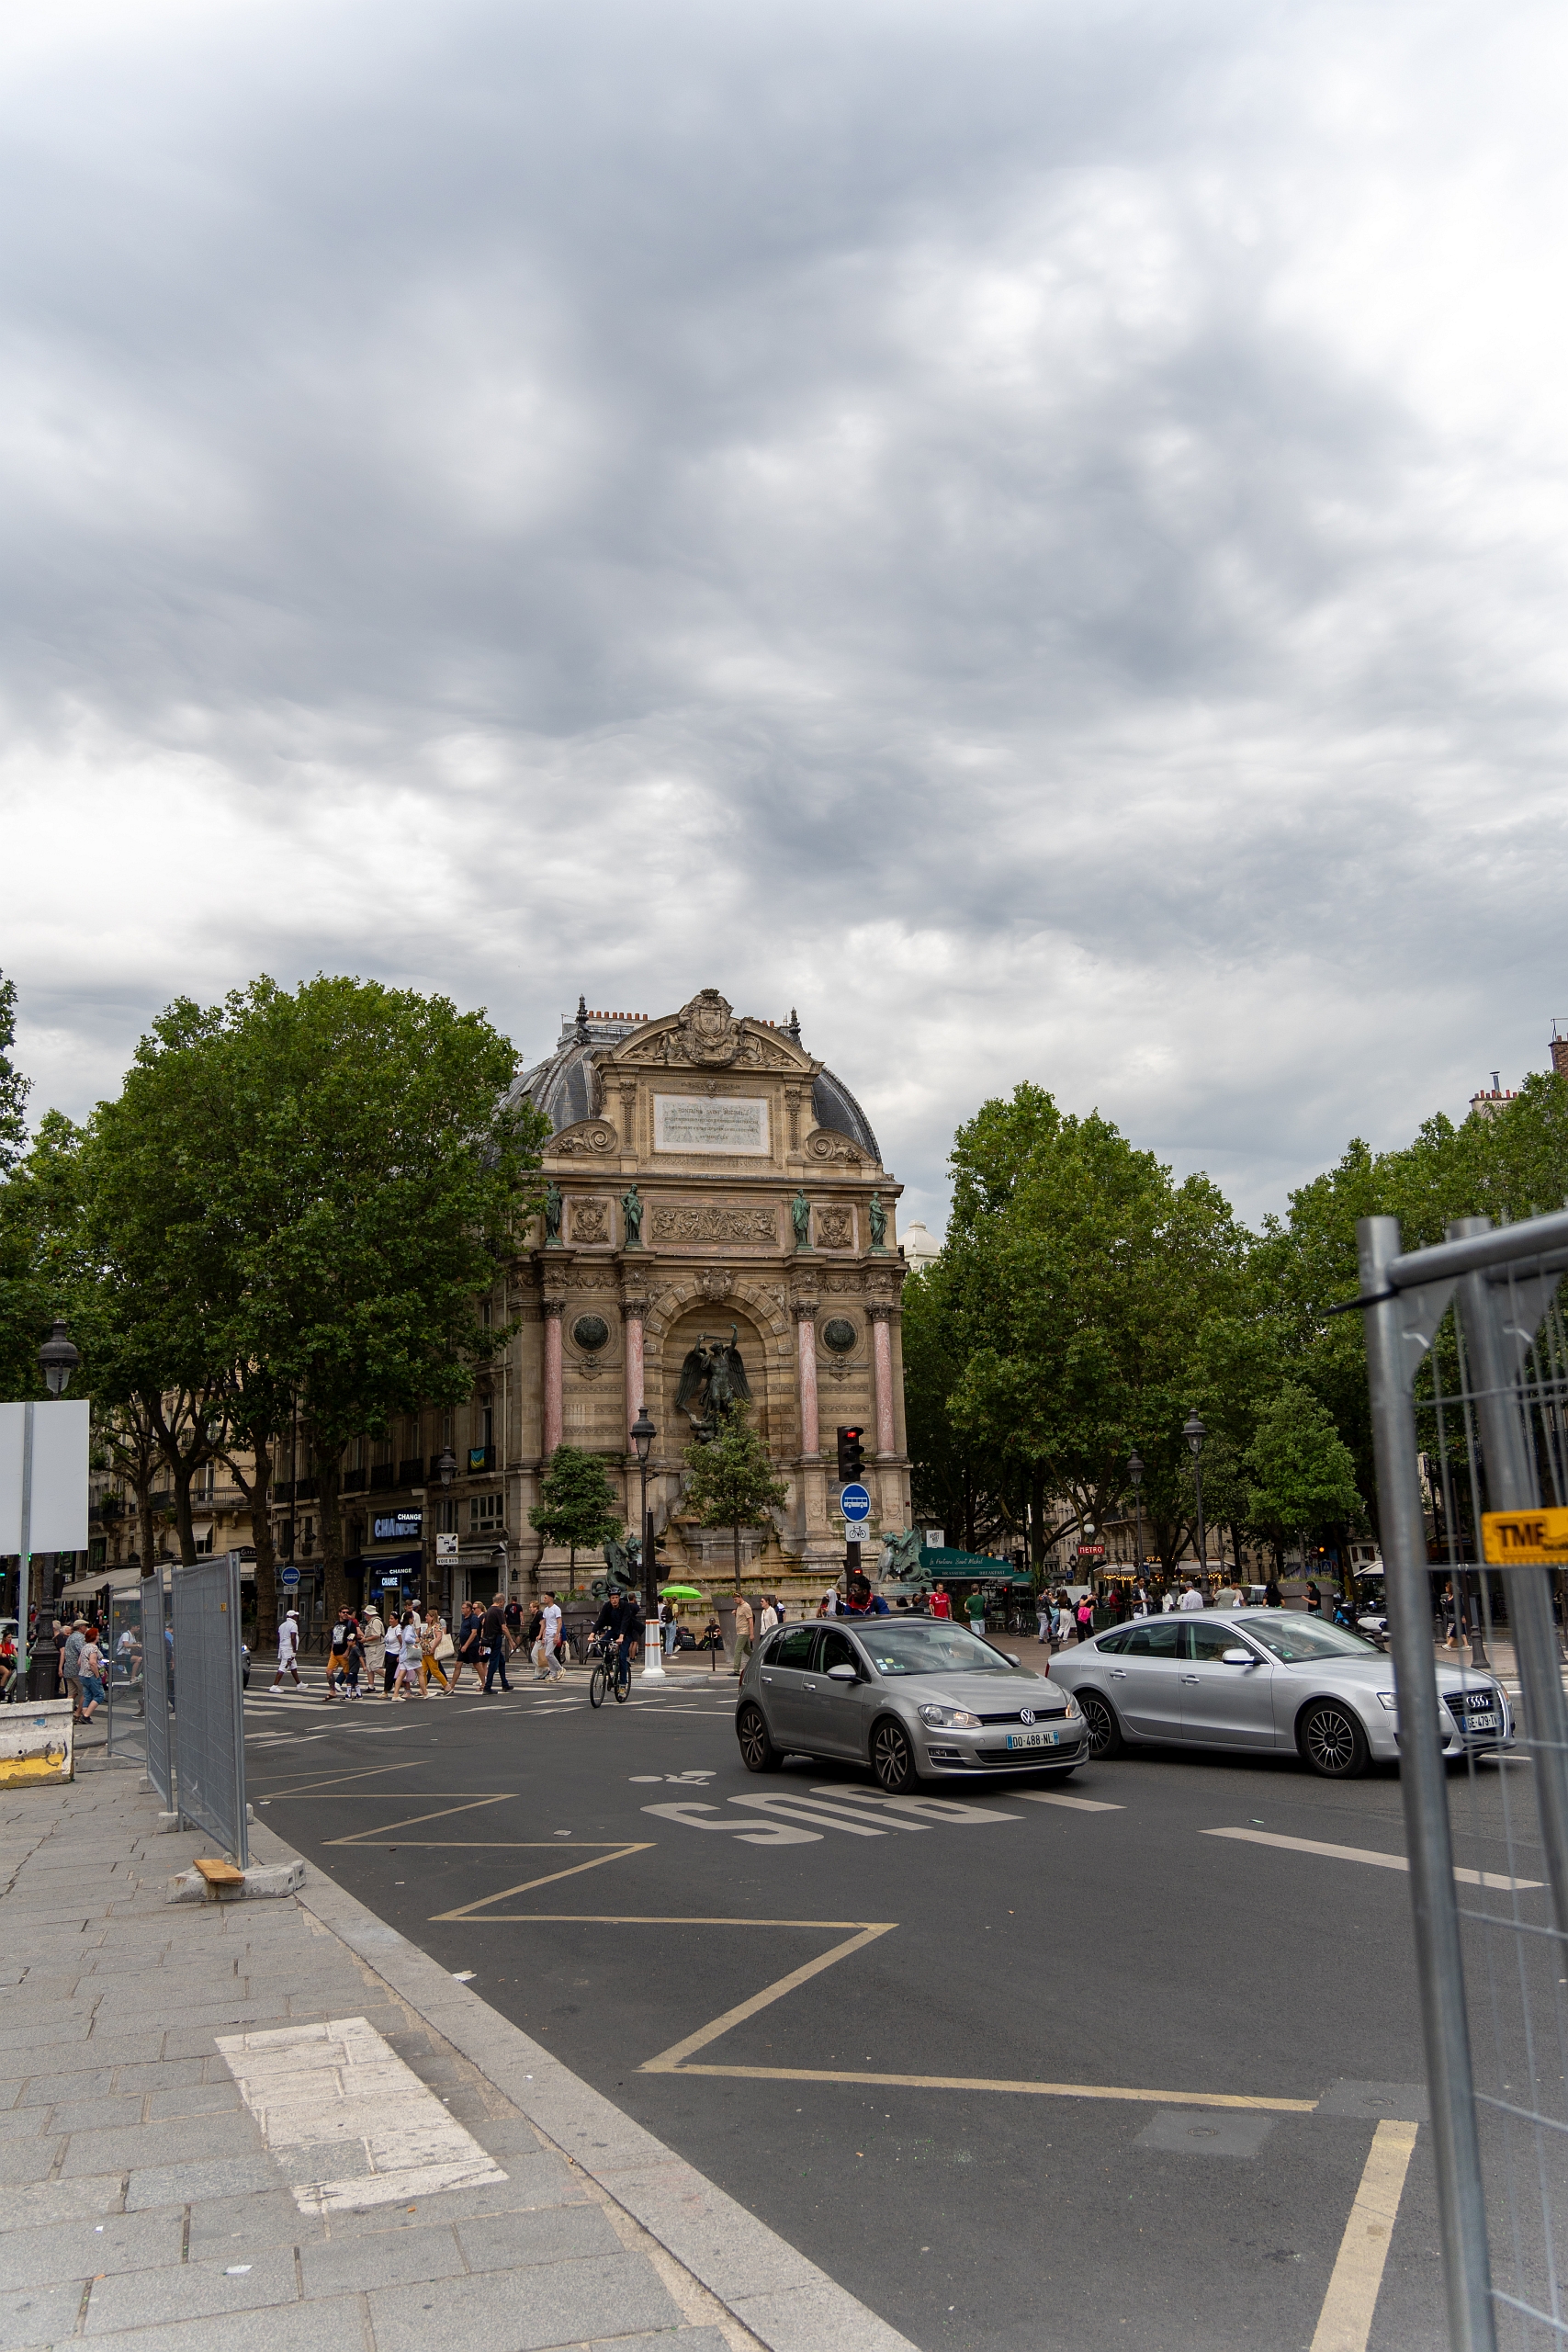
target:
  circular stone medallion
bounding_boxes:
[571,1313,611,1353]
[822,1316,857,1353]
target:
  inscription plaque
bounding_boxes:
[654,1094,771,1156]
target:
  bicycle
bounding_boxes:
[587,1633,632,1708]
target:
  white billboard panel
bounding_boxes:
[0,1400,90,1555]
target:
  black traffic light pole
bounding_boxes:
[837,1426,866,1581]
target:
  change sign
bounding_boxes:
[1483,1509,1568,1564]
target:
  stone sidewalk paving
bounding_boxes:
[0,1773,914,2352]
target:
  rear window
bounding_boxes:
[775,1627,816,1668]
[1125,1623,1180,1657]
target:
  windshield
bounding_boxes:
[1240,1614,1382,1664]
[859,1624,1014,1677]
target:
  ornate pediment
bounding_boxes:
[547,1119,617,1158]
[610,989,816,1076]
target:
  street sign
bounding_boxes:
[1483,1508,1568,1564]
[279,1566,300,1589]
[436,1532,459,1558]
[840,1482,872,1522]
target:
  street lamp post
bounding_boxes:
[630,1406,664,1682]
[1128,1450,1145,1596]
[1183,1410,1208,1595]
[433,1446,457,1622]
[14,1321,81,1698]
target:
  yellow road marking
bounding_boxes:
[1311,2119,1420,2352]
[326,1796,515,1844]
[642,1927,897,2073]
[429,1846,656,1917]
[1206,1825,1542,1891]
[662,2063,1318,2110]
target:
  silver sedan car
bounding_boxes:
[1049,1608,1514,1779]
[735,1617,1088,1792]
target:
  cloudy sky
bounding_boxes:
[4,0,1565,1234]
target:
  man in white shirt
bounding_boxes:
[272,1607,302,1690]
[541,1593,564,1681]
[1178,1582,1204,1611]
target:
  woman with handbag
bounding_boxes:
[418,1609,453,1696]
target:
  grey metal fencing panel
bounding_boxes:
[169,1552,247,1865]
[141,1566,172,1811]
[1359,1205,1568,2352]
[104,1588,144,1768]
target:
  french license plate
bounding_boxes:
[1464,1711,1498,1732]
[1006,1728,1058,1751]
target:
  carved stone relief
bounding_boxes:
[651,1204,778,1246]
[805,1129,865,1166]
[549,1120,617,1158]
[618,989,806,1073]
[815,1206,853,1250]
[697,1267,732,1303]
[570,1199,611,1244]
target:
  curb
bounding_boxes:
[245,1813,917,2352]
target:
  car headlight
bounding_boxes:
[1060,1692,1081,1718]
[1376,1691,1398,1710]
[919,1703,981,1729]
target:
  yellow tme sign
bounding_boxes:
[1482,1510,1568,1565]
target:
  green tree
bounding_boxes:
[1245,1383,1362,1568]
[0,970,29,1175]
[680,1406,789,1591]
[530,1445,623,1586]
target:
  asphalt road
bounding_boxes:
[240,1659,1545,2352]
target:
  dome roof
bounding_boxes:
[901,1220,942,1269]
[513,1000,881,1165]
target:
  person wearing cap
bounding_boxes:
[273,1606,302,1691]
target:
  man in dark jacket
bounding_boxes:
[482,1595,512,1692]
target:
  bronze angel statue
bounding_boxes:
[674,1325,752,1442]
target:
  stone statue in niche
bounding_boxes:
[791,1190,812,1250]
[544,1181,564,1247]
[869,1192,887,1250]
[674,1325,753,1443]
[621,1184,644,1247]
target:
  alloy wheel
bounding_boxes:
[872,1719,917,1793]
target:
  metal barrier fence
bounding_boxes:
[168,1553,247,1866]
[1359,1206,1568,2352]
[141,1566,173,1812]
[104,1588,144,1769]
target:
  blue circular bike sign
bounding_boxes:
[839,1483,872,1521]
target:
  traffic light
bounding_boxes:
[837,1427,866,1482]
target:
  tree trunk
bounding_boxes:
[1029,1464,1045,1576]
[319,1453,347,1623]
[230,1444,276,1650]
[733,1519,741,1594]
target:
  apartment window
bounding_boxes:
[469,1492,503,1532]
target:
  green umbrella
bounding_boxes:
[659,1583,705,1600]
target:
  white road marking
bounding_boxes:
[1206,1826,1542,1890]
[1016,1792,1124,1813]
[1310,2118,1419,2352]
[217,2015,507,2215]
[642,1800,818,1845]
[729,1795,896,1837]
[807,1787,1021,1825]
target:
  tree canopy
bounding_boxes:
[531,1445,623,1579]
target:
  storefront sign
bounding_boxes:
[372,1510,422,1543]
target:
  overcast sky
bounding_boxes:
[4,0,1564,1235]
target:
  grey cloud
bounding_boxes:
[0,0,1562,1233]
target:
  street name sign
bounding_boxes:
[840,1482,871,1522]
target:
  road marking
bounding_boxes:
[429,1845,656,1918]
[1015,1792,1124,1813]
[1310,2119,1419,2352]
[642,1801,818,1845]
[325,1796,516,1846]
[805,1788,1021,1824]
[643,1926,898,2072]
[662,2062,1319,2109]
[217,2015,506,2214]
[1206,1826,1543,1890]
[729,1795,906,1836]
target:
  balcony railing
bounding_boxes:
[397,1459,424,1487]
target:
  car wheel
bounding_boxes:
[737,1702,782,1773]
[1078,1691,1123,1760]
[872,1718,919,1793]
[1299,1700,1369,1780]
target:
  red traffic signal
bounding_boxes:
[837,1426,866,1482]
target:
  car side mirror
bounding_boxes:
[1005,1653,1020,1665]
[827,1663,858,1683]
[1221,1649,1255,1667]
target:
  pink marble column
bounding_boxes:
[795,1306,820,1455]
[623,1303,646,1440]
[870,1307,896,1457]
[542,1301,564,1459]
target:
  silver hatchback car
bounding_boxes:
[1049,1608,1513,1779]
[735,1617,1088,1792]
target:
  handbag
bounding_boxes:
[435,1631,455,1661]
